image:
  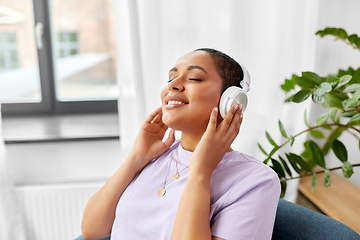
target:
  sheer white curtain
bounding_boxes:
[0,104,26,239]
[114,0,320,201]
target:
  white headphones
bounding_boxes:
[219,62,251,118]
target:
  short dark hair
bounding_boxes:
[194,48,244,93]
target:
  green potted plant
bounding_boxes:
[259,27,360,197]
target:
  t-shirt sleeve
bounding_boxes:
[210,167,281,240]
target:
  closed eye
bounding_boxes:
[167,79,175,83]
[189,78,201,81]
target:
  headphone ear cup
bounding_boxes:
[219,87,248,118]
[219,91,228,119]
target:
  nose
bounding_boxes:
[168,78,184,91]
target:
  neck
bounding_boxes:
[180,132,202,152]
[180,130,233,153]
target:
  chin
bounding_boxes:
[162,115,183,131]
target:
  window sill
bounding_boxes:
[2,112,119,144]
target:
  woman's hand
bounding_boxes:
[190,104,243,177]
[129,107,175,171]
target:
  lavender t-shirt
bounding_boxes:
[111,140,280,240]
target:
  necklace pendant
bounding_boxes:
[172,173,179,179]
[157,187,166,197]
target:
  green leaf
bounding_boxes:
[258,143,268,156]
[279,120,288,138]
[295,76,318,89]
[286,153,302,174]
[312,92,326,104]
[342,93,360,109]
[348,34,359,44]
[328,90,348,101]
[326,75,340,88]
[341,110,358,118]
[290,135,295,146]
[322,94,344,109]
[304,109,309,127]
[318,82,332,92]
[302,72,322,85]
[301,141,312,160]
[343,83,360,93]
[279,155,292,177]
[336,75,352,89]
[356,38,360,49]
[295,155,312,173]
[280,181,287,198]
[322,125,332,130]
[309,140,326,168]
[266,131,278,147]
[311,173,317,192]
[281,78,296,92]
[288,153,311,173]
[264,146,280,164]
[292,89,312,103]
[285,95,294,103]
[337,28,348,39]
[354,89,360,98]
[322,127,344,155]
[316,29,327,37]
[342,161,354,178]
[310,130,325,139]
[315,113,329,126]
[353,68,360,84]
[270,159,285,179]
[330,109,339,122]
[348,113,360,125]
[332,139,348,162]
[323,169,331,187]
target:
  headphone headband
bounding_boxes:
[238,62,251,93]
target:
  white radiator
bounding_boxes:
[15,182,105,240]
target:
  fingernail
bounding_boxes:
[234,104,238,110]
[214,107,218,112]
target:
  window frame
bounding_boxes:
[1,0,117,116]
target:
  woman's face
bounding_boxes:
[161,51,223,134]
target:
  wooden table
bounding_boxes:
[299,172,360,234]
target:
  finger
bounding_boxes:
[163,129,176,150]
[226,106,243,139]
[145,107,162,123]
[151,111,163,123]
[218,104,238,131]
[205,107,219,133]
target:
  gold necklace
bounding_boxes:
[157,148,189,197]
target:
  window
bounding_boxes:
[0,32,19,71]
[0,0,118,115]
[57,32,79,58]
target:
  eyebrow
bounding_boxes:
[169,65,208,75]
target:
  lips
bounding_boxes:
[164,95,189,109]
[165,95,189,106]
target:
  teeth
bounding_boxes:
[168,100,185,105]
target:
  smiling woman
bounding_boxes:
[81,48,280,240]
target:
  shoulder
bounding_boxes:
[213,151,280,195]
[217,151,278,180]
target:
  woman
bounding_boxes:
[81,48,280,240]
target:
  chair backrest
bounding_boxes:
[76,198,360,240]
[272,198,360,240]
